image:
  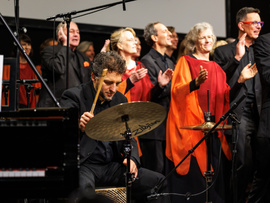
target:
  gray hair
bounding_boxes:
[184,22,216,55]
[77,41,94,53]
[143,22,160,47]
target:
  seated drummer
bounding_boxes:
[60,51,169,203]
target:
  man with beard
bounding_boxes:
[60,51,170,203]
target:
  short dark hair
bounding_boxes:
[19,33,33,57]
[236,7,260,24]
[92,51,126,77]
[143,22,160,47]
[167,26,175,34]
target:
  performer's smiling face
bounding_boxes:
[92,71,122,102]
[196,29,214,54]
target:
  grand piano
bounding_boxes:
[0,107,79,199]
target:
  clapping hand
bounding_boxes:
[238,63,258,83]
[195,65,208,87]
[129,68,148,84]
[158,69,174,88]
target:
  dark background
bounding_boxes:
[0,0,270,66]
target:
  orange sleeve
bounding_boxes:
[166,56,206,175]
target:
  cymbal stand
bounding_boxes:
[121,115,133,203]
[204,111,215,203]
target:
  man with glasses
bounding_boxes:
[213,7,263,202]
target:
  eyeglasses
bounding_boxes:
[241,21,264,27]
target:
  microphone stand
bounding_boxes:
[148,94,247,201]
[229,113,240,203]
[46,0,136,90]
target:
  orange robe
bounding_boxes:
[118,61,154,157]
[166,55,232,175]
[1,63,40,108]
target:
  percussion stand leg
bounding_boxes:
[204,132,213,203]
[122,115,134,203]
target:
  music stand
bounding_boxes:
[1,58,17,112]
[0,14,60,108]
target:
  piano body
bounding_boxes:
[0,107,79,199]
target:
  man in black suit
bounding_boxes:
[247,33,270,202]
[213,7,263,202]
[139,22,174,175]
[38,21,91,107]
[60,51,169,203]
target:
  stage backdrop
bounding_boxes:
[1,0,227,37]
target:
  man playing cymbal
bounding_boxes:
[60,51,170,203]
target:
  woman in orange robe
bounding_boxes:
[166,22,257,203]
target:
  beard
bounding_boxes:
[99,91,113,102]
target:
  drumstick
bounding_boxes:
[90,68,108,114]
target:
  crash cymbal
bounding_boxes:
[180,122,232,132]
[85,101,166,141]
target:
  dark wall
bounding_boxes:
[0,16,185,67]
[227,0,270,38]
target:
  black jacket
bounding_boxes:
[38,44,91,107]
[254,33,270,138]
[213,40,262,120]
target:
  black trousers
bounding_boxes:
[247,137,270,203]
[139,139,167,175]
[79,161,170,203]
[234,102,259,202]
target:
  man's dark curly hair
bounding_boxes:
[92,51,126,77]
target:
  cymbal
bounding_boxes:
[85,101,166,141]
[180,122,232,132]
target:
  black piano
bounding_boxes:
[0,107,79,199]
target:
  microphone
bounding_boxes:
[123,0,126,10]
[14,27,27,37]
[229,112,240,124]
